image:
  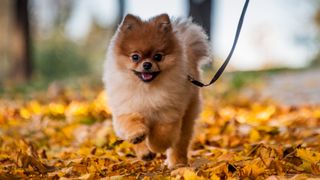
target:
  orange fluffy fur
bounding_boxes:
[103,14,210,168]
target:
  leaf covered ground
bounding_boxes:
[0,78,320,179]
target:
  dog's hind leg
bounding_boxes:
[146,120,181,153]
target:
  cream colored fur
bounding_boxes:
[103,16,210,168]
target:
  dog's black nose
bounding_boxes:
[143,62,152,70]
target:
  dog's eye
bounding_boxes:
[153,54,163,61]
[131,54,141,62]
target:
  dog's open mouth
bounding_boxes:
[132,70,160,82]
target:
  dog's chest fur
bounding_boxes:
[104,63,191,122]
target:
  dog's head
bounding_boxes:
[112,14,181,83]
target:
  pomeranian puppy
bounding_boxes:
[103,13,209,168]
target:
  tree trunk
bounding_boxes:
[117,0,125,26]
[12,0,32,82]
[189,0,214,39]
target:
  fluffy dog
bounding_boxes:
[103,13,209,168]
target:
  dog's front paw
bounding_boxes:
[117,113,149,144]
[165,157,188,169]
[142,151,156,161]
[167,162,188,170]
[133,141,155,161]
[164,158,186,169]
[166,149,188,169]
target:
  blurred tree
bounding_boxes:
[12,0,32,82]
[189,0,214,39]
[54,0,73,28]
[313,3,320,66]
[116,0,125,26]
[0,0,10,83]
[34,37,90,81]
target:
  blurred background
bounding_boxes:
[1,0,320,90]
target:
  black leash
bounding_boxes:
[188,0,250,87]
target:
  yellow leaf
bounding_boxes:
[93,91,111,114]
[200,104,215,121]
[241,158,265,177]
[78,173,92,179]
[249,129,260,142]
[28,100,42,115]
[171,167,205,180]
[20,108,31,119]
[183,170,204,180]
[66,101,89,117]
[95,121,115,147]
[210,174,220,180]
[77,147,91,156]
[313,108,320,118]
[255,105,276,122]
[288,174,312,180]
[219,107,236,120]
[299,161,312,173]
[47,103,66,116]
[296,149,320,163]
[0,113,4,124]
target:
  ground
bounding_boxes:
[260,69,320,106]
[0,69,320,179]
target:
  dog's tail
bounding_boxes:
[173,18,211,75]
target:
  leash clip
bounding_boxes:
[187,75,205,87]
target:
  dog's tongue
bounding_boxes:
[141,72,153,80]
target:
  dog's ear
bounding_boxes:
[152,14,172,33]
[120,14,141,31]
